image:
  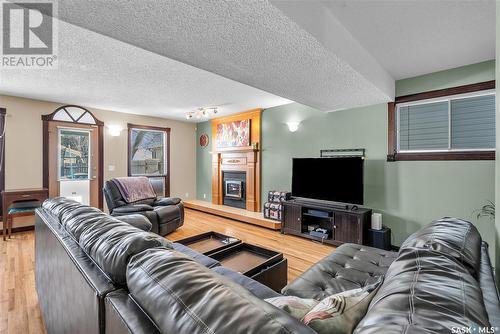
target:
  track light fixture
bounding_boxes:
[186,107,218,120]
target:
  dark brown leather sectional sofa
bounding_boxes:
[35,198,500,334]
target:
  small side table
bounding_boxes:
[367,227,392,250]
[2,188,48,240]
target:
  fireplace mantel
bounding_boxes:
[210,146,259,154]
[211,109,262,212]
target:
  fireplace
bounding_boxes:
[211,109,262,212]
[223,171,246,209]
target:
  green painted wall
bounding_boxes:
[196,61,496,261]
[396,60,495,96]
[196,121,212,201]
[261,103,495,252]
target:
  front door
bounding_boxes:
[43,105,104,209]
[48,122,99,207]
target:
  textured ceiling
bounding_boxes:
[0,20,290,121]
[38,0,395,112]
[1,0,494,121]
[322,0,495,80]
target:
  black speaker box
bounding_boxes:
[367,227,391,250]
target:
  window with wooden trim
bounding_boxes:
[127,124,170,196]
[388,81,496,161]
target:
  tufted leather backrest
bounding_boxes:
[282,244,398,300]
[355,247,491,333]
[127,248,317,334]
[400,218,482,277]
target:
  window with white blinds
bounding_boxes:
[396,91,495,152]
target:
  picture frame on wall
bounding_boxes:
[216,119,251,148]
[199,133,209,148]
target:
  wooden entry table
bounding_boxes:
[2,188,48,240]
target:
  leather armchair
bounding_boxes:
[103,180,184,236]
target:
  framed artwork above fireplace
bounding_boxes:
[216,119,251,148]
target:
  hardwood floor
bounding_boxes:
[0,209,335,334]
[183,199,281,230]
[0,232,45,334]
[169,209,335,282]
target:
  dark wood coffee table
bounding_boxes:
[209,242,288,292]
[177,231,288,292]
[175,231,241,255]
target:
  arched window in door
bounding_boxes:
[46,105,103,125]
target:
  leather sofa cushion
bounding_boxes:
[127,248,317,334]
[79,216,132,249]
[105,290,161,334]
[42,197,73,211]
[60,205,94,227]
[171,242,220,268]
[113,211,160,234]
[400,218,482,277]
[42,197,65,211]
[154,197,181,206]
[43,197,84,220]
[158,216,183,236]
[212,266,281,299]
[354,247,490,334]
[154,205,180,222]
[64,210,108,241]
[283,244,397,300]
[79,216,172,285]
[478,242,500,328]
[43,198,108,242]
[115,214,153,232]
[112,204,154,214]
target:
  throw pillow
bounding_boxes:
[265,296,319,319]
[302,276,383,334]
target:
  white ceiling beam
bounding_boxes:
[270,0,395,110]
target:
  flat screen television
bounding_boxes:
[291,157,364,205]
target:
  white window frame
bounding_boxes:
[396,89,496,154]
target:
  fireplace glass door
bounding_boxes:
[225,180,242,199]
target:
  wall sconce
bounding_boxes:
[108,125,123,137]
[287,122,300,132]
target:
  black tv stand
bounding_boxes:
[281,198,371,246]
